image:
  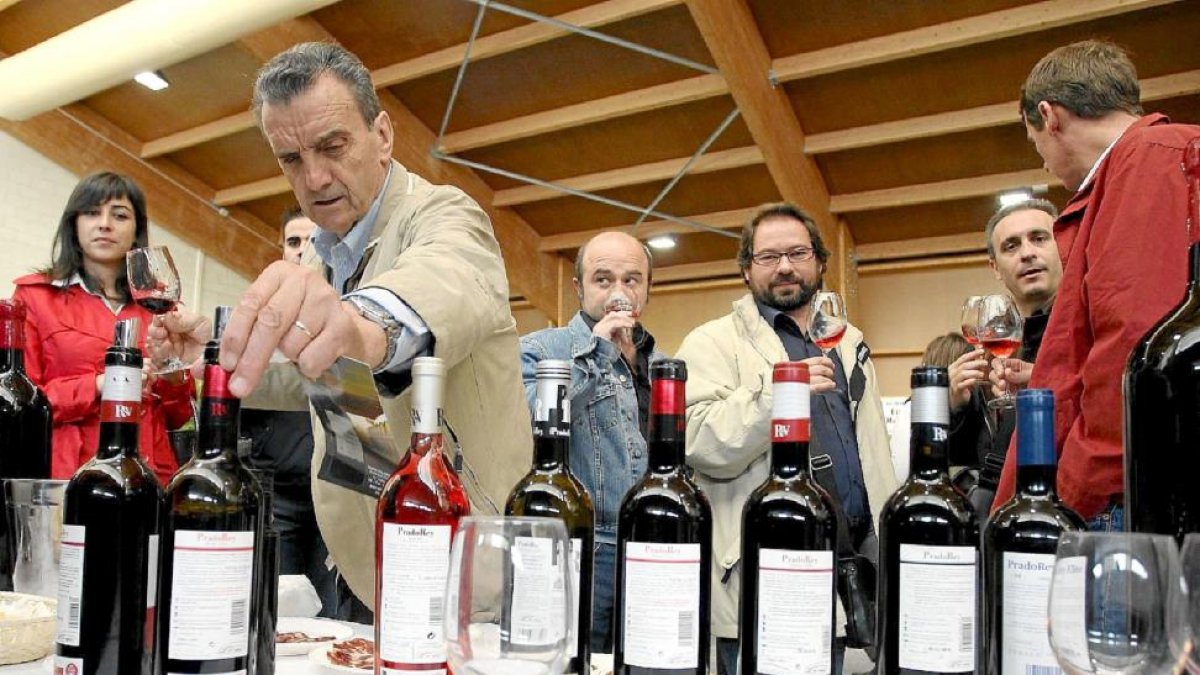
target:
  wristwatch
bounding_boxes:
[345,294,403,371]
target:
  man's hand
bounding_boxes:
[948,348,989,411]
[219,261,388,398]
[989,358,1034,398]
[800,356,837,394]
[592,310,637,362]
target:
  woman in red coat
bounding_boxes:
[12,172,193,484]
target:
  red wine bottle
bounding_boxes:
[155,307,262,675]
[981,389,1085,675]
[248,468,278,675]
[1124,137,1200,541]
[55,318,162,675]
[740,362,837,675]
[505,359,595,674]
[614,359,712,675]
[877,366,979,675]
[376,356,470,675]
[0,298,52,479]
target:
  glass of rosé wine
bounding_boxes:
[976,293,1023,410]
[960,295,984,346]
[807,291,848,355]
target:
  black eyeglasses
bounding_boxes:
[750,247,815,266]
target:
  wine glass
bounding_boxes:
[960,295,983,346]
[808,291,847,354]
[126,246,186,374]
[1048,531,1182,675]
[976,294,1024,410]
[445,516,572,675]
[1169,534,1200,673]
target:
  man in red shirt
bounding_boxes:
[991,40,1200,528]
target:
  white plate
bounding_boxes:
[275,617,355,657]
[306,643,374,672]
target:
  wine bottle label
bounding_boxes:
[1047,556,1090,672]
[54,525,86,647]
[772,381,810,424]
[167,530,254,661]
[1001,552,1059,675]
[510,536,564,647]
[53,655,84,674]
[898,544,976,672]
[568,537,581,660]
[911,385,950,425]
[379,523,451,665]
[756,549,834,675]
[622,542,701,669]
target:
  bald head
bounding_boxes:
[573,231,653,322]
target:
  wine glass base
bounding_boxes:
[986,397,1016,411]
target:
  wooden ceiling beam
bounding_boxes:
[654,259,740,283]
[831,168,1061,214]
[538,206,756,252]
[0,0,25,12]
[373,0,683,88]
[215,175,291,206]
[856,232,986,263]
[232,16,565,319]
[773,0,1180,83]
[685,0,844,292]
[859,253,991,276]
[438,73,727,153]
[807,69,1200,154]
[494,145,762,207]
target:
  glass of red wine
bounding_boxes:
[976,294,1024,410]
[126,246,186,374]
[960,295,983,346]
[808,291,847,354]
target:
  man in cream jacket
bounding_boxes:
[675,203,897,675]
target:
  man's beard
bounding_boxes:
[751,274,820,312]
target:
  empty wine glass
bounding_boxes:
[1048,531,1182,675]
[126,246,186,374]
[976,294,1024,410]
[960,295,983,346]
[1168,534,1200,673]
[807,291,847,354]
[445,516,572,675]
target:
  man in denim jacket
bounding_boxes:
[519,231,662,653]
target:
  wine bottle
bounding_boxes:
[1125,137,1200,540]
[505,359,595,675]
[155,307,262,675]
[249,468,279,675]
[375,356,470,675]
[54,318,162,675]
[614,358,712,675]
[739,362,837,675]
[877,366,979,675]
[0,298,53,480]
[982,389,1085,675]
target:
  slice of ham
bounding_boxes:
[328,637,375,670]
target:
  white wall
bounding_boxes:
[0,131,250,315]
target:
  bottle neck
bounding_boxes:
[0,349,22,372]
[1016,464,1057,497]
[0,317,25,372]
[1188,241,1200,288]
[771,440,811,479]
[532,427,568,471]
[908,422,949,478]
[648,379,686,472]
[96,355,143,460]
[197,359,241,461]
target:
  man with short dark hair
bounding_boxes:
[519,230,661,652]
[990,40,1200,528]
[947,199,1061,511]
[676,203,897,675]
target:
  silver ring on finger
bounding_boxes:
[292,319,316,340]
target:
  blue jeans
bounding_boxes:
[1087,502,1125,532]
[717,636,845,675]
[592,541,616,653]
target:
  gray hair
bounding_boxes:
[252,42,382,129]
[985,198,1060,257]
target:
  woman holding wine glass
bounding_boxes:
[11,172,194,483]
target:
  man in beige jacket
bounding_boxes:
[155,42,531,613]
[674,203,897,675]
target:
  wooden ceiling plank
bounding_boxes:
[855,232,986,262]
[214,175,291,206]
[233,16,565,319]
[0,0,24,12]
[806,69,1200,154]
[493,145,762,207]
[654,259,740,283]
[374,0,683,88]
[438,73,727,153]
[538,206,757,252]
[859,253,991,275]
[684,0,844,290]
[141,111,257,159]
[773,0,1180,83]
[831,168,1061,214]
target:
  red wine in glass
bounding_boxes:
[126,246,186,374]
[981,337,1021,359]
[961,324,980,346]
[134,295,178,315]
[814,325,846,351]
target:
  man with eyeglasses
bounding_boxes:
[675,203,897,675]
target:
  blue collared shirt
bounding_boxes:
[756,301,870,525]
[311,166,431,373]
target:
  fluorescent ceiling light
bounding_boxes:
[998,190,1032,208]
[647,235,676,250]
[134,70,169,91]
